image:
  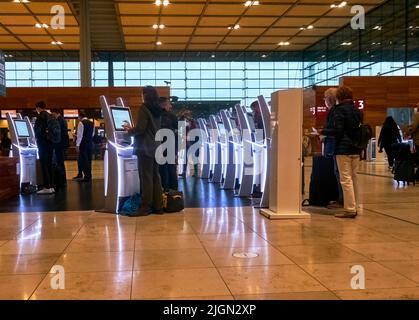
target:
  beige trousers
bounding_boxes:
[336,155,360,213]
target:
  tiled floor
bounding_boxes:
[0,160,418,300]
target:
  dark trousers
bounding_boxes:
[78,143,92,179]
[38,143,53,189]
[138,154,163,210]
[53,144,67,184]
[159,163,178,191]
[383,145,394,167]
[415,145,419,180]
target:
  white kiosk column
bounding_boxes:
[260,89,310,220]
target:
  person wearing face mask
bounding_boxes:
[321,86,362,219]
[321,88,344,209]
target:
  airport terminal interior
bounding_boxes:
[1,0,419,301]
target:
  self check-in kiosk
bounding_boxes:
[197,118,211,179]
[219,109,237,190]
[257,95,272,208]
[100,95,140,214]
[6,112,38,188]
[209,115,223,184]
[234,105,254,197]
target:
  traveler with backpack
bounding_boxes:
[51,108,69,189]
[320,86,365,218]
[34,101,60,194]
[378,116,402,170]
[75,113,94,182]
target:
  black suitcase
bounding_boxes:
[304,155,339,207]
[392,143,416,185]
[163,190,184,213]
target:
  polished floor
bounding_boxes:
[0,160,419,300]
[0,161,251,212]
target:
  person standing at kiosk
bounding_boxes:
[52,108,69,187]
[34,101,55,194]
[159,96,178,191]
[75,113,94,182]
[123,86,163,216]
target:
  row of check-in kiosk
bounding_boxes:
[191,95,272,208]
[5,89,309,220]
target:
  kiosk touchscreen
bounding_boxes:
[100,96,140,214]
[14,120,30,138]
[111,107,132,131]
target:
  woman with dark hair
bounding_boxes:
[124,86,163,216]
[378,116,402,169]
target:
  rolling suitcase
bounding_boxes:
[303,155,339,207]
[392,143,416,185]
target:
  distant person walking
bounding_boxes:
[51,108,69,187]
[75,113,94,182]
[378,116,402,169]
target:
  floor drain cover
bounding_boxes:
[232,252,259,259]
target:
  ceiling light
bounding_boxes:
[278,41,290,46]
[373,25,382,30]
[244,0,259,6]
[156,41,162,45]
[35,23,49,29]
[416,4,419,9]
[228,24,240,30]
[155,0,169,6]
[13,0,30,3]
[330,1,346,8]
[307,25,314,29]
[152,24,165,29]
[261,54,267,58]
[51,41,63,45]
[35,23,42,28]
[211,54,216,58]
[341,42,352,46]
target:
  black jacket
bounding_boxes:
[34,110,49,146]
[321,100,362,155]
[378,125,401,148]
[129,104,161,158]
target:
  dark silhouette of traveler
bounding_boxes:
[1,131,11,157]
[34,101,55,194]
[378,116,402,169]
[51,108,69,187]
[159,96,179,191]
[75,113,94,182]
[124,86,163,216]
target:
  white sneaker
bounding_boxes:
[36,188,54,195]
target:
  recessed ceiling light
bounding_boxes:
[35,23,49,29]
[278,41,290,46]
[307,25,314,29]
[244,0,260,6]
[341,42,352,46]
[152,24,165,29]
[373,25,382,30]
[228,24,240,30]
[156,41,162,45]
[261,54,267,58]
[211,54,216,58]
[330,1,347,8]
[155,0,169,6]
[416,4,419,9]
[13,0,30,3]
[51,41,63,45]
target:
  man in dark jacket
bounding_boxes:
[158,96,178,191]
[75,113,94,182]
[34,101,55,194]
[321,86,362,218]
[51,108,69,188]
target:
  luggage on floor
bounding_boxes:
[163,190,184,213]
[392,143,416,185]
[303,155,339,207]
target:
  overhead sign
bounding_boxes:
[0,51,5,97]
[64,109,79,118]
[1,110,17,118]
[354,99,366,110]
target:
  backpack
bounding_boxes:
[162,190,184,213]
[351,107,372,149]
[47,114,61,144]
